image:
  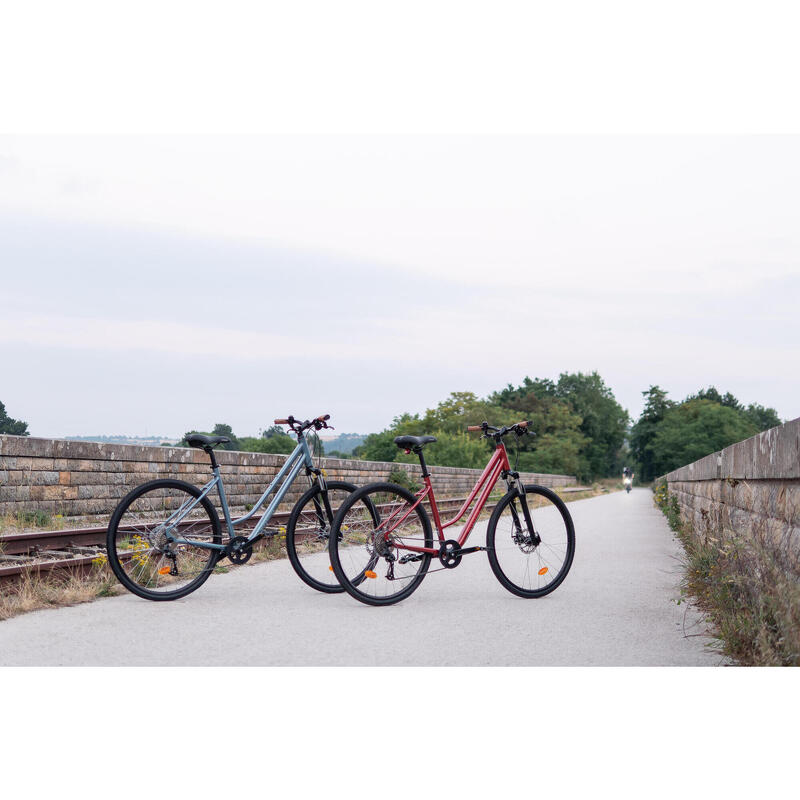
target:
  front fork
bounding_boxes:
[306,466,334,531]
[503,471,541,546]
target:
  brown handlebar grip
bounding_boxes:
[316,414,331,421]
[274,419,290,425]
[516,420,529,428]
[466,425,482,432]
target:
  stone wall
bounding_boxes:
[660,417,800,537]
[0,435,576,525]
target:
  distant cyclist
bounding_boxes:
[622,466,634,493]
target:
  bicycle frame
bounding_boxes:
[386,443,513,556]
[162,436,318,555]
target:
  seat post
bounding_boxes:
[205,446,219,470]
[416,448,430,479]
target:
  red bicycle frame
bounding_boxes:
[381,443,512,555]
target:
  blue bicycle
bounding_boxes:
[106,414,363,600]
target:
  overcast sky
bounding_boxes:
[1,135,798,438]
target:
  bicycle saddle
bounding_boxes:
[185,433,230,449]
[394,435,437,452]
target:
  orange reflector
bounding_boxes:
[364,570,377,579]
[158,566,171,575]
[329,565,334,571]
[538,567,549,576]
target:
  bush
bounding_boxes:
[388,467,420,493]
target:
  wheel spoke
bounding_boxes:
[330,485,432,606]
[108,482,220,599]
[487,487,575,598]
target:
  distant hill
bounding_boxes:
[319,433,365,456]
[64,435,179,446]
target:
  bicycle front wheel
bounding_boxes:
[487,485,575,598]
[329,483,433,606]
[107,479,222,601]
[286,480,361,594]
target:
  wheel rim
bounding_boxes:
[110,485,219,596]
[333,487,430,603]
[289,486,364,589]
[491,491,573,595]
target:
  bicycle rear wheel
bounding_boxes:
[107,479,222,601]
[329,483,433,606]
[486,485,575,598]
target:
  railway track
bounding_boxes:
[0,488,589,586]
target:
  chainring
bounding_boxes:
[438,539,462,569]
[227,535,253,564]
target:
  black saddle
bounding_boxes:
[394,435,437,452]
[186,433,230,449]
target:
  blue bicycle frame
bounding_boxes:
[162,436,319,555]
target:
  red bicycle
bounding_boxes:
[328,420,576,606]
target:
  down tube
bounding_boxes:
[457,458,505,546]
[247,453,308,540]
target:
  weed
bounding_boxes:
[654,483,800,665]
[388,467,421,493]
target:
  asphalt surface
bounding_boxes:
[0,488,722,666]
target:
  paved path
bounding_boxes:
[0,489,721,665]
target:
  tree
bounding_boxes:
[743,403,782,432]
[355,429,404,463]
[551,372,629,480]
[238,435,295,455]
[630,386,675,481]
[648,399,758,477]
[0,401,29,436]
[688,386,742,410]
[494,372,628,481]
[491,387,586,477]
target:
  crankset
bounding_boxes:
[227,535,253,564]
[438,540,485,569]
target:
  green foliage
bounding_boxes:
[494,387,586,477]
[632,386,781,481]
[493,372,626,481]
[630,386,675,481]
[238,435,295,455]
[387,467,420,493]
[742,403,782,431]
[652,480,681,531]
[0,401,29,436]
[650,399,757,477]
[395,430,492,470]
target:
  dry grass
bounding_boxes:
[0,511,70,534]
[0,565,124,621]
[654,481,800,666]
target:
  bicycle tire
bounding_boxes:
[329,482,433,606]
[106,479,222,601]
[486,484,575,598]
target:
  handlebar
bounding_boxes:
[467,420,532,438]
[273,414,334,433]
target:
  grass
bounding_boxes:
[0,565,124,621]
[653,480,800,666]
[0,511,70,533]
